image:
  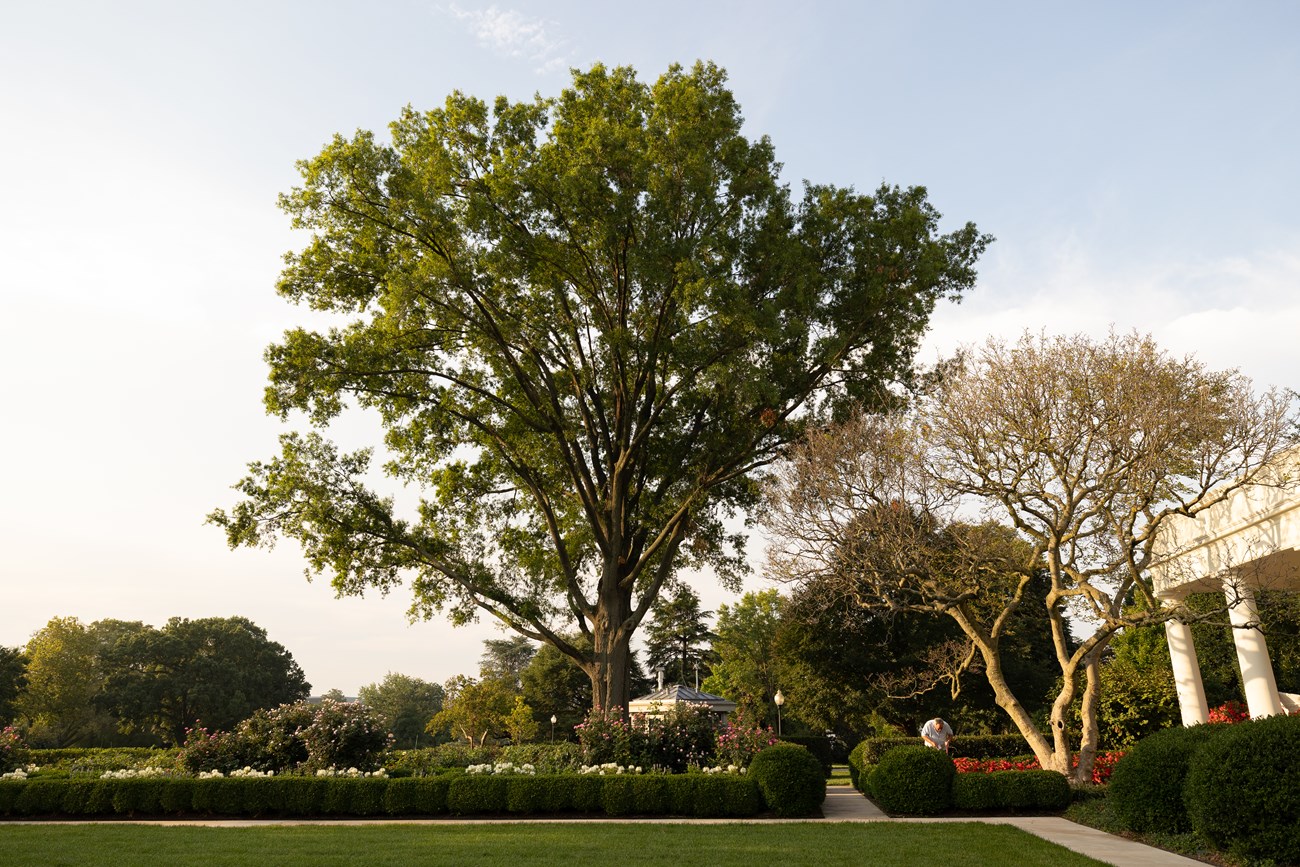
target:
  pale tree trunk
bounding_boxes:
[973,634,1058,769]
[1046,663,1079,776]
[1074,645,1106,785]
[951,609,1062,772]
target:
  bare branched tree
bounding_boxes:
[764,331,1297,782]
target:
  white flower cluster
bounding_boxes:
[579,763,642,775]
[465,762,537,776]
[196,769,226,779]
[314,767,388,778]
[1,764,39,781]
[230,767,275,778]
[100,766,171,779]
[700,765,746,775]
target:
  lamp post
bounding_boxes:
[550,714,557,743]
[774,689,784,737]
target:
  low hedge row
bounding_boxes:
[855,733,1031,764]
[951,770,1070,812]
[0,773,765,819]
[863,746,1070,815]
[24,748,181,774]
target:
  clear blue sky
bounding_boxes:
[2,1,1297,693]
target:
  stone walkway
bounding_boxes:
[820,787,1202,866]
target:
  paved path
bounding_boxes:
[820,786,1202,866]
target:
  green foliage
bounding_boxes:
[498,742,583,773]
[1108,723,1224,833]
[520,639,591,735]
[479,637,536,692]
[0,646,26,725]
[702,590,785,722]
[356,672,444,749]
[24,747,179,776]
[952,770,1069,813]
[99,616,310,745]
[776,735,832,776]
[644,584,715,687]
[504,696,539,744]
[17,617,145,747]
[387,743,499,774]
[713,710,778,768]
[1096,622,1181,748]
[1184,714,1300,864]
[177,699,388,775]
[1,725,26,772]
[299,698,390,772]
[952,771,998,810]
[447,775,509,815]
[382,776,451,814]
[577,703,721,772]
[429,676,515,747]
[209,61,989,713]
[847,741,867,789]
[747,743,826,817]
[868,745,954,815]
[857,733,1029,764]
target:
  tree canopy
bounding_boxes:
[764,331,1297,780]
[17,617,145,747]
[209,60,989,711]
[100,616,310,745]
[643,583,715,687]
[0,646,26,726]
[702,589,784,721]
[357,672,445,749]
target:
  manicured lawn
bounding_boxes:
[827,763,852,786]
[0,822,1107,866]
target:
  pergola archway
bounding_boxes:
[1152,454,1300,724]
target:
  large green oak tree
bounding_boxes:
[210,62,989,711]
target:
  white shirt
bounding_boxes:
[920,718,953,749]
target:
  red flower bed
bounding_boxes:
[953,750,1125,785]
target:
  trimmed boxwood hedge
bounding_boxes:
[847,741,867,790]
[748,744,826,817]
[1184,713,1300,865]
[0,772,762,819]
[868,746,954,815]
[1107,723,1225,834]
[856,733,1032,765]
[776,736,833,776]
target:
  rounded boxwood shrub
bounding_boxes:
[1108,723,1225,833]
[1185,713,1300,864]
[747,743,826,817]
[847,741,867,790]
[1024,770,1071,811]
[777,736,833,776]
[952,771,998,810]
[868,745,954,815]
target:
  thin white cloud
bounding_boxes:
[446,4,570,74]
[922,239,1300,392]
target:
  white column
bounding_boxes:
[1164,617,1209,726]
[1226,578,1284,718]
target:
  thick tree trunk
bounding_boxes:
[588,564,635,713]
[972,631,1058,770]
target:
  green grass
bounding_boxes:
[1064,794,1237,866]
[0,822,1108,866]
[827,763,852,786]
